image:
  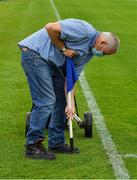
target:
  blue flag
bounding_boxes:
[66,57,78,93]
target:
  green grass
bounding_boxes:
[0,0,137,179]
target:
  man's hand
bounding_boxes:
[65,104,75,119]
[63,49,78,58]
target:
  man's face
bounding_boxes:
[94,34,116,56]
[100,42,115,55]
[97,41,116,56]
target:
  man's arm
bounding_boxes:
[45,22,77,119]
[45,22,78,58]
[64,78,75,119]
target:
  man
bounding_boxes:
[18,18,120,160]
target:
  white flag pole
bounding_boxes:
[68,91,74,151]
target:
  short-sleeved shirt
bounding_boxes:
[18,18,100,76]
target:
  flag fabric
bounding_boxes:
[66,57,78,93]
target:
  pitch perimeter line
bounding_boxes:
[79,72,130,179]
[123,154,137,158]
[50,0,130,179]
[50,0,61,20]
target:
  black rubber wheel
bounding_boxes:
[25,112,31,136]
[84,112,92,138]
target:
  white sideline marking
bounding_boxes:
[50,0,61,21]
[123,154,137,158]
[79,72,130,179]
[50,0,130,179]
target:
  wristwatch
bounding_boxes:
[60,47,67,53]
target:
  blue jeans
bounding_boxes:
[21,49,66,147]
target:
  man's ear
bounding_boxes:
[100,40,107,47]
[101,40,107,44]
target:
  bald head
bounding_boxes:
[102,32,120,53]
[94,32,120,55]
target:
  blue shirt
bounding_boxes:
[18,18,100,76]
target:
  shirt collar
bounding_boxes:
[89,31,101,50]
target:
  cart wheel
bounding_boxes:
[84,112,92,138]
[25,112,31,136]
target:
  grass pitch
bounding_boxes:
[0,0,137,179]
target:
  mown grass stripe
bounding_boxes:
[50,0,130,179]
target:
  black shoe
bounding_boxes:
[49,144,80,154]
[25,142,56,160]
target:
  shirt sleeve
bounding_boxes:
[59,19,91,42]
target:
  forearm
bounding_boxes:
[64,78,75,105]
[48,32,65,49]
[64,78,76,119]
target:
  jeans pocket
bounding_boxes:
[21,50,34,63]
[21,51,29,61]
